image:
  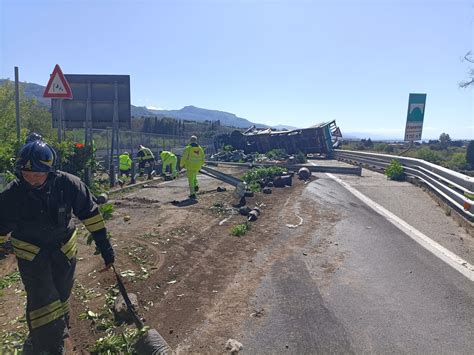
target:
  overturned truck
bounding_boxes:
[214,120,341,157]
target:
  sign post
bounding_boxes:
[404,93,427,142]
[14,67,21,143]
[43,64,73,143]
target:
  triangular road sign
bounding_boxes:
[43,64,73,99]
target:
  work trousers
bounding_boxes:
[18,248,76,355]
[186,169,199,196]
[120,169,131,177]
[138,160,155,179]
[162,156,178,177]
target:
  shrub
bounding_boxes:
[384,145,395,153]
[415,146,443,165]
[445,153,468,171]
[385,160,405,181]
[467,141,474,168]
[242,166,287,190]
[266,149,287,160]
[99,203,114,220]
[374,143,388,152]
[231,222,250,236]
[295,151,307,163]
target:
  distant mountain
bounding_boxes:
[272,124,299,131]
[144,105,269,129]
[0,79,298,130]
[0,79,51,107]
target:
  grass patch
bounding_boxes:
[231,222,250,236]
[0,316,28,352]
[210,201,228,215]
[0,271,21,290]
[139,232,160,239]
[89,326,150,354]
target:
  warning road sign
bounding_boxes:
[43,64,73,99]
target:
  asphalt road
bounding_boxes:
[240,172,474,354]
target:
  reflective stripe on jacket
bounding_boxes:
[137,147,154,161]
[11,229,78,261]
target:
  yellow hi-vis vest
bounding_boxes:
[119,154,132,170]
[180,144,205,171]
[160,151,176,164]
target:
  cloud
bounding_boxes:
[146,106,164,110]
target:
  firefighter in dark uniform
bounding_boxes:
[0,137,115,354]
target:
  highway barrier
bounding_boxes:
[334,150,474,221]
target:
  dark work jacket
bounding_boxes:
[0,171,101,247]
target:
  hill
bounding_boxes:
[0,79,278,129]
[146,105,268,129]
[0,79,51,107]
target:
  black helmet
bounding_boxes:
[25,132,44,144]
[16,141,56,173]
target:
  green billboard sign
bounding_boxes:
[404,93,427,141]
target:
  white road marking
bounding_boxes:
[323,171,474,282]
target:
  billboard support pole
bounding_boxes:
[109,82,119,187]
[130,131,136,184]
[115,82,120,167]
[84,82,92,186]
[58,100,63,144]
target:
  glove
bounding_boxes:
[92,229,115,266]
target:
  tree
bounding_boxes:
[0,81,63,172]
[466,140,474,168]
[446,152,468,171]
[438,133,451,149]
[460,51,474,88]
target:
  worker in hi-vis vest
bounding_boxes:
[159,150,178,178]
[136,145,155,179]
[180,136,205,199]
[119,152,133,177]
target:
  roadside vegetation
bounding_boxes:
[340,134,473,174]
[385,160,406,181]
[242,166,287,192]
[231,222,251,236]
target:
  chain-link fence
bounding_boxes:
[90,129,216,169]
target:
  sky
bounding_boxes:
[1,0,473,140]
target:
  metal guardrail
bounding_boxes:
[200,166,243,187]
[205,160,362,176]
[334,150,474,221]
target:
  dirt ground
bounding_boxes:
[0,168,329,353]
